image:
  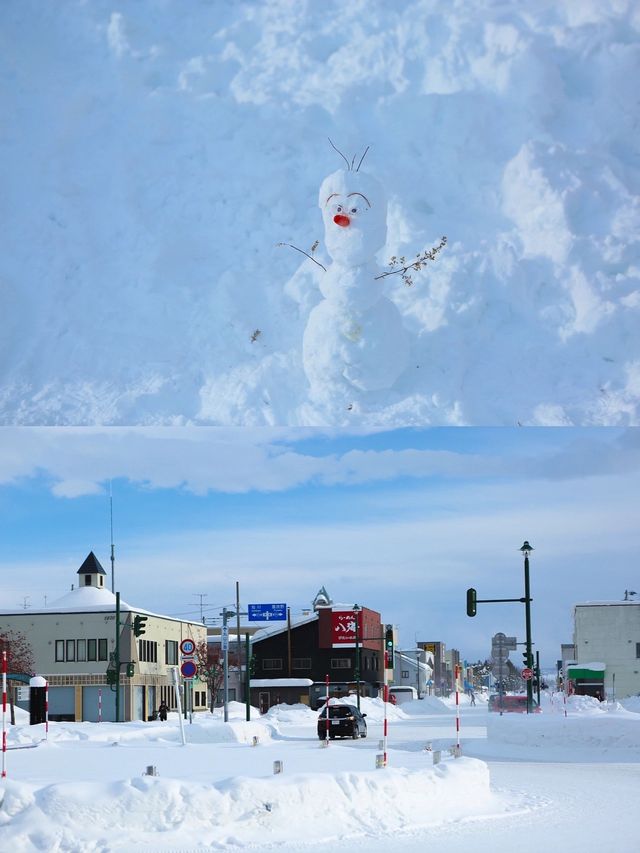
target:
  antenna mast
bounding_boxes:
[110,480,115,593]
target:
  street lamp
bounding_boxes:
[353,604,361,711]
[519,541,534,714]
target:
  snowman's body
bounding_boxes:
[302,169,409,395]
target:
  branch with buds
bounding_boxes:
[375,236,447,286]
[277,241,326,272]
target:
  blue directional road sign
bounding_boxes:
[248,603,287,622]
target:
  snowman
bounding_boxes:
[302,165,409,398]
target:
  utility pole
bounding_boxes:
[109,481,115,594]
[193,593,207,623]
[115,592,120,723]
[353,604,361,711]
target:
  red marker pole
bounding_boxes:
[455,664,461,752]
[45,679,49,740]
[2,650,7,777]
[98,688,102,724]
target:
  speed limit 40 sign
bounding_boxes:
[180,638,195,656]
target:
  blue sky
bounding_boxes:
[1,427,639,666]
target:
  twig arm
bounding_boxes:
[277,242,327,272]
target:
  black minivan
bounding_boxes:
[317,703,367,739]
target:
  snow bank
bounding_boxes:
[0,759,492,851]
[1,0,638,425]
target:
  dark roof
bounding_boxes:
[77,551,107,576]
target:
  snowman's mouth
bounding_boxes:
[333,214,350,228]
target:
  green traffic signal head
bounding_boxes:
[133,614,148,637]
[466,587,477,617]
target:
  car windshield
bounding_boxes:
[321,706,354,718]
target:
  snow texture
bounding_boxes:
[1,694,640,851]
[1,0,639,425]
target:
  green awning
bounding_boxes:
[567,667,604,681]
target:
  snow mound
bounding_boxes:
[0,759,493,850]
[1,0,638,425]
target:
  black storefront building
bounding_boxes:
[250,605,385,711]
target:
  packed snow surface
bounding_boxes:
[1,694,640,851]
[1,0,639,425]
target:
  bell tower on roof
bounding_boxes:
[77,551,107,590]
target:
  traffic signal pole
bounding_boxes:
[466,541,536,714]
[523,546,533,714]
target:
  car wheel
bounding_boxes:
[360,726,367,738]
[352,727,359,739]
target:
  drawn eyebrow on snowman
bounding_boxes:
[324,192,371,208]
[347,192,371,208]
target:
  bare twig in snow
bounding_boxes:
[375,236,447,285]
[277,242,327,272]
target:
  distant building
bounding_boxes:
[0,552,207,722]
[393,648,433,697]
[418,640,446,694]
[250,595,384,711]
[572,599,640,699]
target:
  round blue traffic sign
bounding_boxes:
[180,659,197,679]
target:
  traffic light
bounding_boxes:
[385,625,394,668]
[106,668,117,686]
[133,614,148,637]
[522,651,533,668]
[466,588,477,617]
[126,663,134,678]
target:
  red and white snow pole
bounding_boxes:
[455,664,461,752]
[98,687,102,724]
[2,650,7,777]
[324,673,330,743]
[45,679,49,740]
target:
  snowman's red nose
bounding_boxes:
[333,214,350,227]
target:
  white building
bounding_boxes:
[0,552,207,721]
[573,600,640,699]
[393,648,433,698]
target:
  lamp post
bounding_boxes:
[520,541,534,714]
[353,604,361,711]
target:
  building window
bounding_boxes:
[98,639,108,661]
[166,640,178,665]
[331,658,351,669]
[292,658,312,670]
[77,640,86,661]
[66,640,75,661]
[87,639,97,661]
[55,640,64,662]
[636,642,640,659]
[263,659,283,670]
[401,670,409,678]
[139,640,158,663]
[99,576,104,587]
[84,574,91,586]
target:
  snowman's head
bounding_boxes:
[319,169,387,266]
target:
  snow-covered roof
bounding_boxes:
[568,661,606,671]
[251,612,318,642]
[0,584,195,625]
[250,678,314,687]
[574,600,639,606]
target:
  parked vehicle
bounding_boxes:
[488,694,541,713]
[317,703,368,739]
[388,686,418,704]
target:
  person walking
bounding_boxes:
[469,690,476,706]
[158,701,168,721]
